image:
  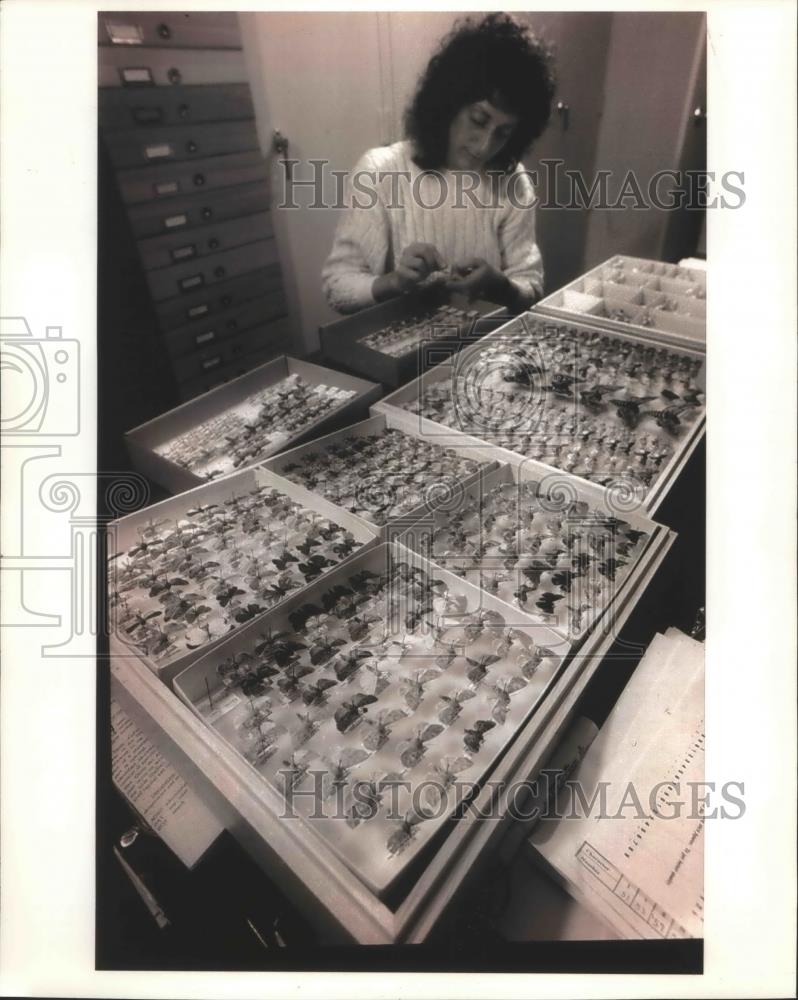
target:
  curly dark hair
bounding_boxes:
[404,13,556,173]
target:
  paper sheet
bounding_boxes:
[111,697,224,869]
[529,629,705,938]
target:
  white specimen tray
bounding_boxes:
[125,355,381,494]
[536,254,706,351]
[174,541,570,897]
[373,311,705,516]
[107,465,379,685]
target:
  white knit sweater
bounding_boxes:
[321,140,544,314]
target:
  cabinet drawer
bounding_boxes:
[146,239,279,302]
[99,48,247,88]
[137,211,273,269]
[117,150,267,205]
[104,120,259,169]
[99,83,253,130]
[126,180,270,239]
[154,265,284,331]
[99,12,241,49]
[178,338,294,402]
[170,318,292,383]
[162,291,289,358]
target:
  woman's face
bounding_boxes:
[445,99,519,171]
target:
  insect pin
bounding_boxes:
[387,808,429,856]
[321,747,371,799]
[489,676,527,724]
[400,668,441,711]
[334,692,378,733]
[463,719,496,754]
[437,688,476,726]
[399,724,444,768]
[464,654,501,686]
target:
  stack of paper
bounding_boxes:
[528,628,705,939]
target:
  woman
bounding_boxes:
[322,13,555,315]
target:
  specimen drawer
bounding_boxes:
[98,11,242,49]
[117,151,268,206]
[137,211,273,270]
[107,465,379,685]
[170,318,292,384]
[153,266,282,331]
[319,286,507,389]
[99,47,248,88]
[162,290,288,358]
[145,239,279,302]
[124,355,382,493]
[103,120,260,170]
[373,311,706,517]
[99,83,253,130]
[261,410,500,539]
[110,527,674,943]
[126,179,270,239]
[535,254,706,351]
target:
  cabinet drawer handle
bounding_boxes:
[201,355,222,371]
[171,244,196,263]
[167,67,182,85]
[186,140,198,154]
[154,180,179,197]
[157,22,171,39]
[193,173,206,187]
[179,274,204,292]
[163,213,187,229]
[194,330,216,346]
[187,303,210,319]
[213,266,226,279]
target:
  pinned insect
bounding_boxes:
[244,724,281,767]
[331,647,373,683]
[609,395,657,428]
[545,372,583,396]
[361,708,407,752]
[428,756,473,803]
[308,634,347,666]
[276,662,315,701]
[463,719,496,754]
[437,687,476,726]
[387,808,429,856]
[279,751,313,792]
[488,676,528,724]
[399,668,441,711]
[290,711,319,747]
[516,645,557,680]
[346,612,382,643]
[334,692,378,733]
[321,748,371,797]
[464,654,501,686]
[642,403,696,435]
[578,384,622,410]
[536,592,564,615]
[399,724,444,768]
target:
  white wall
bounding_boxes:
[241,11,386,354]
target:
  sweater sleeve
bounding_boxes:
[321,148,391,314]
[498,167,544,308]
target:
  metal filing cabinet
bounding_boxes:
[99,11,293,402]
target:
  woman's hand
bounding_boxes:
[446,257,524,309]
[373,242,445,301]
